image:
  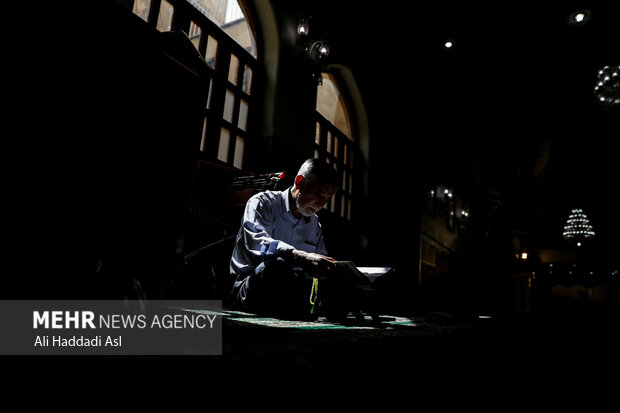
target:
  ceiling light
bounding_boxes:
[568,10,591,26]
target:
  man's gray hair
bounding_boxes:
[297,158,339,187]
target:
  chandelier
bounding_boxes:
[296,16,331,85]
[594,65,620,110]
[563,208,595,246]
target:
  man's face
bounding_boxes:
[296,178,337,217]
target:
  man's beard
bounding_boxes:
[295,191,314,217]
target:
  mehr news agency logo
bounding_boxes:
[32,308,218,349]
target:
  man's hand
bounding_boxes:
[291,249,336,279]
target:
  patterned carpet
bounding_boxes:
[190,305,620,387]
[216,308,420,330]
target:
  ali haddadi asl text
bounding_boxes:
[34,335,121,348]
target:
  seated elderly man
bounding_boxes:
[228,158,339,319]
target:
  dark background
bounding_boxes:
[3,0,618,300]
[1,0,619,396]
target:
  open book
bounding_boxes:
[333,261,392,288]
